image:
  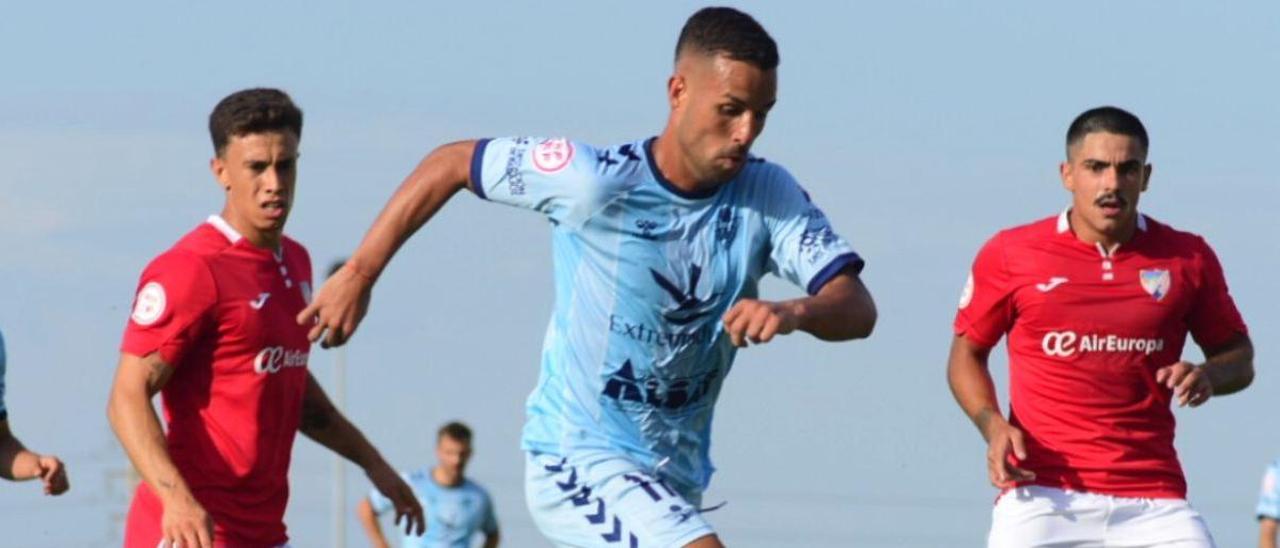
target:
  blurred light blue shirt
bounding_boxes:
[369,468,497,548]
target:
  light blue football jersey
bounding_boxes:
[369,469,497,548]
[471,137,864,498]
[1259,459,1280,520]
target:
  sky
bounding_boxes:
[1,1,1277,546]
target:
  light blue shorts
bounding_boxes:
[525,451,716,547]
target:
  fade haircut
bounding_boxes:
[438,421,473,444]
[675,7,779,71]
[1066,106,1149,158]
[208,88,303,157]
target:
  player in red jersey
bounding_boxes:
[107,88,424,548]
[949,106,1254,547]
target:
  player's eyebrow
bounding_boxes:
[722,93,777,111]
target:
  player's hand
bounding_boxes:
[722,299,800,347]
[1155,361,1213,407]
[982,416,1036,489]
[367,461,425,537]
[160,492,213,548]
[297,263,373,349]
[34,455,68,495]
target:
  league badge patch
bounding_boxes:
[1139,269,1171,301]
[532,138,574,173]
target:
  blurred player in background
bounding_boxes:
[357,422,499,548]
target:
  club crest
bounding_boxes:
[1139,269,1171,301]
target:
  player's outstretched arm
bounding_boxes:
[107,352,213,548]
[1261,517,1278,548]
[298,140,476,348]
[947,335,1035,489]
[482,529,501,548]
[1155,334,1254,408]
[722,268,876,347]
[298,373,425,536]
[355,496,392,548]
[0,420,69,495]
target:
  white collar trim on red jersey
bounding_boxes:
[207,214,243,243]
[206,214,284,260]
[1056,207,1148,234]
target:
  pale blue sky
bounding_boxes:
[0,2,1277,546]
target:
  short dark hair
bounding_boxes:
[675,7,779,70]
[208,88,303,156]
[438,421,473,444]
[1066,106,1148,158]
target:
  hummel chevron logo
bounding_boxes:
[650,265,718,325]
[1035,277,1069,293]
[249,292,271,309]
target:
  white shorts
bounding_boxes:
[989,485,1215,548]
[525,451,716,547]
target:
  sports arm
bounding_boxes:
[1262,517,1278,548]
[1199,334,1254,395]
[947,334,1034,488]
[107,352,212,548]
[298,140,476,347]
[722,268,876,347]
[0,419,68,494]
[298,373,424,536]
[1155,334,1254,407]
[483,529,501,548]
[355,496,391,548]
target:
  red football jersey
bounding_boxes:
[121,216,313,547]
[955,211,1247,499]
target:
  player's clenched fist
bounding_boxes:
[1155,361,1213,408]
[722,299,800,347]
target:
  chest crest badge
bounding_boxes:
[1139,269,1171,301]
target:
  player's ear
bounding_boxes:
[1059,161,1074,192]
[1141,164,1152,192]
[668,74,686,109]
[210,155,230,190]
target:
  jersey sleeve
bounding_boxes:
[1187,238,1248,349]
[120,251,218,367]
[761,166,864,295]
[1259,461,1280,520]
[480,490,499,534]
[954,234,1015,348]
[469,137,609,228]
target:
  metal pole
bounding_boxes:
[333,344,347,548]
[326,259,349,548]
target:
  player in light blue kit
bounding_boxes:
[301,8,877,547]
[1258,459,1280,547]
[356,422,499,548]
[0,329,70,495]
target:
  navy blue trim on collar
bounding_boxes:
[644,137,721,200]
[806,252,866,295]
[469,138,492,200]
